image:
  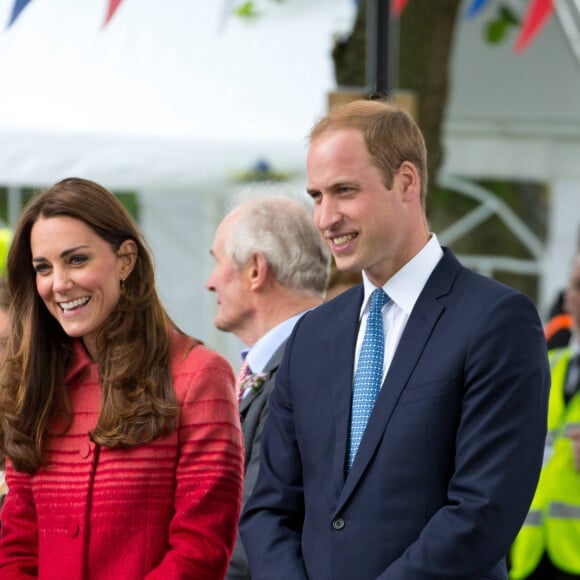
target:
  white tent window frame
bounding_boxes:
[436,174,544,278]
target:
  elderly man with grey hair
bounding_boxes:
[206,184,331,580]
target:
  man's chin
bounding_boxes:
[214,319,230,332]
[333,257,359,273]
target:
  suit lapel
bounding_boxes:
[328,286,364,492]
[239,341,287,414]
[239,382,261,413]
[336,251,461,510]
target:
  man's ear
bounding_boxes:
[118,239,138,279]
[397,161,420,201]
[248,252,270,291]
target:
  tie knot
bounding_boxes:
[370,288,389,314]
[236,359,253,403]
[237,360,252,385]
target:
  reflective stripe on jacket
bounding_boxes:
[510,348,580,579]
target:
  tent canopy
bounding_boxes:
[0,0,354,189]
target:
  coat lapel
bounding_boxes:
[336,251,461,510]
[327,286,364,492]
[239,341,287,414]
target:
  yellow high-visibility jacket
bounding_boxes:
[509,348,580,579]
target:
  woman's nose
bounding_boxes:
[52,267,73,292]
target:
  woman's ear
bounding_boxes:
[118,239,138,279]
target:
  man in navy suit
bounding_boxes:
[206,188,330,580]
[240,99,550,579]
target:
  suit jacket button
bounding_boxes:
[332,518,345,530]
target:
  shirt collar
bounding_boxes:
[242,310,311,374]
[359,233,443,318]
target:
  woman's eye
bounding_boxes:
[34,263,50,275]
[70,255,88,266]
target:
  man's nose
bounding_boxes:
[316,197,341,231]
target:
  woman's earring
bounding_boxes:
[120,279,127,296]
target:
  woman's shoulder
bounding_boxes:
[168,330,235,397]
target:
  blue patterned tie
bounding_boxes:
[347,288,389,471]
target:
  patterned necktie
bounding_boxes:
[236,359,252,403]
[347,288,389,471]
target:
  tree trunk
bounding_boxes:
[398,0,462,201]
[332,0,462,201]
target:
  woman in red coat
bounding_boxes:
[0,178,244,579]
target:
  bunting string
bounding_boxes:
[5,0,125,30]
[2,0,558,52]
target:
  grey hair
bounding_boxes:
[225,183,331,298]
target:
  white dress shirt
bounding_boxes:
[355,234,444,384]
[239,311,309,400]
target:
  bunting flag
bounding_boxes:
[6,0,33,29]
[514,0,554,53]
[464,0,492,20]
[103,0,124,28]
[390,0,411,17]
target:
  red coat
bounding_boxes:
[0,332,243,579]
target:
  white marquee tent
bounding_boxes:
[0,0,356,363]
[445,0,580,322]
[2,0,580,364]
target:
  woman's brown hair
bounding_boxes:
[0,178,183,473]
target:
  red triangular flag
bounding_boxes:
[391,0,411,17]
[514,0,554,53]
[103,0,124,28]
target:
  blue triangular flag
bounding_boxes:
[465,0,491,20]
[7,0,33,29]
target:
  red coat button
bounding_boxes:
[79,442,91,458]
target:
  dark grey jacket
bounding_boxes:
[226,342,287,580]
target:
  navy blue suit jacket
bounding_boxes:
[240,250,550,580]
